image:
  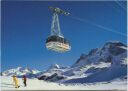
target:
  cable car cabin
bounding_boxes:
[46,35,71,52]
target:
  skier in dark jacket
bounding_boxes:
[22,75,27,87]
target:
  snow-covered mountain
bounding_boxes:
[2,67,41,78]
[64,41,127,83]
[1,41,127,90]
[38,41,127,83]
[38,64,69,81]
[2,41,127,83]
[72,41,127,67]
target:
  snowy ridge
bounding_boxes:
[40,64,69,76]
[2,67,41,78]
[37,64,69,82]
[72,41,127,67]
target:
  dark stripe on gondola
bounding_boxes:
[46,35,70,45]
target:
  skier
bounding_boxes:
[22,75,27,87]
[12,75,20,88]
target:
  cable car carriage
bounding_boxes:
[46,35,71,52]
[46,7,71,53]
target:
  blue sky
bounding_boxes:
[1,1,127,71]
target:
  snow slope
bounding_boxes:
[1,76,127,90]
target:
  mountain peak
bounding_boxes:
[103,41,127,48]
[49,64,60,69]
[101,41,127,56]
[17,67,22,70]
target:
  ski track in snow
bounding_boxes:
[1,76,127,90]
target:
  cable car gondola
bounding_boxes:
[46,7,71,53]
[46,35,71,52]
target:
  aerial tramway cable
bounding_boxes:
[114,0,126,11]
[46,6,126,53]
[68,15,127,37]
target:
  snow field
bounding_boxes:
[1,76,127,90]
